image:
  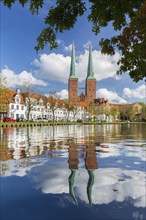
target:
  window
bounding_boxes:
[11,114,14,118]
[11,105,14,109]
[21,106,24,110]
[16,105,19,110]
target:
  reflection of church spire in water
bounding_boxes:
[68,144,98,206]
[87,169,95,206]
[85,144,98,206]
[68,146,79,205]
[69,169,78,205]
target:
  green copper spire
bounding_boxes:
[69,41,78,79]
[87,43,95,79]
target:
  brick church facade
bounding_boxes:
[68,42,96,102]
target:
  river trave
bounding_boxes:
[0,124,146,220]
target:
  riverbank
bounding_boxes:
[0,121,145,127]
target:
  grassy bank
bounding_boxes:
[0,121,145,128]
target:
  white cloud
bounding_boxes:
[56,89,68,100]
[33,53,71,83]
[96,88,127,103]
[57,39,64,45]
[56,39,72,52]
[83,41,91,50]
[123,85,146,99]
[64,44,72,52]
[33,48,121,83]
[77,50,121,82]
[0,66,47,87]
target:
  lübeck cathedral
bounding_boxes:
[68,42,96,103]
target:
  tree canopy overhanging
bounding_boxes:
[1,0,146,82]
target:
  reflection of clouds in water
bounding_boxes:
[2,158,146,208]
[78,168,146,208]
[97,143,146,162]
[2,157,47,177]
[30,161,70,194]
[2,132,146,209]
[134,162,141,165]
[29,164,146,208]
[96,143,121,158]
[125,146,146,161]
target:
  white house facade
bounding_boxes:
[6,90,87,122]
[8,90,27,121]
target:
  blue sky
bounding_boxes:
[0,1,145,104]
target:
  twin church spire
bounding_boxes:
[87,44,95,80]
[69,42,95,80]
[68,41,96,102]
[69,41,77,79]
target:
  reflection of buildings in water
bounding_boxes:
[0,143,47,161]
[0,125,97,161]
[0,125,107,164]
[0,125,118,161]
[68,144,98,205]
[68,146,79,170]
[0,125,107,160]
[85,145,98,170]
[1,124,144,162]
[0,127,51,160]
[0,147,14,161]
[68,145,79,205]
[85,145,98,206]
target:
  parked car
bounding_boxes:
[35,118,48,122]
[16,118,27,122]
[3,117,15,122]
[42,118,49,122]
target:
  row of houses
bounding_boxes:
[1,89,88,122]
[1,88,144,122]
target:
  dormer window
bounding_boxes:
[39,99,43,106]
[15,95,20,103]
[16,98,20,103]
[47,103,50,109]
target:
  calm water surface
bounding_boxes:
[0,124,146,220]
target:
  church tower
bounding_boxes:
[68,42,78,102]
[85,44,96,101]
